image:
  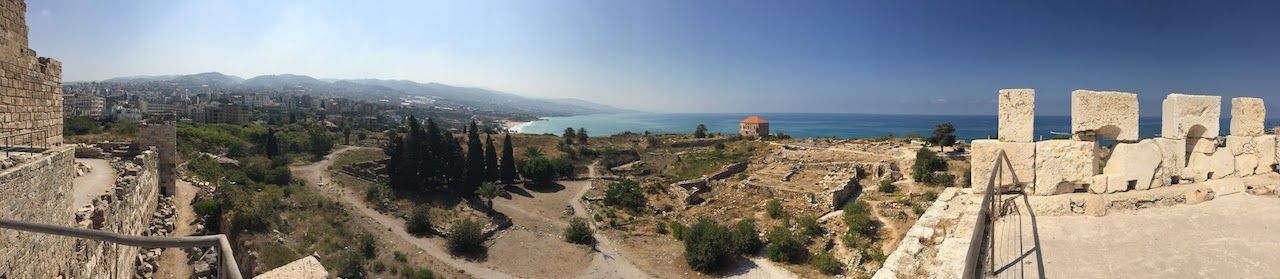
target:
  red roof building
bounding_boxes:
[739,115,770,138]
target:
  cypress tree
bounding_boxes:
[484,135,499,182]
[466,121,486,190]
[395,116,425,191]
[563,127,576,145]
[264,128,280,157]
[500,133,517,185]
[577,127,588,145]
[442,131,466,185]
[422,118,442,189]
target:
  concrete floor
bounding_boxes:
[71,158,116,209]
[991,193,1280,279]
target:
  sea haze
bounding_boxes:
[515,113,1280,141]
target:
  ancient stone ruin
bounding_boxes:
[973,89,1278,195]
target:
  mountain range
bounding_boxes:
[87,72,632,116]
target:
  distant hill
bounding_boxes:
[83,72,630,116]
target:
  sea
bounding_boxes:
[513,113,1280,141]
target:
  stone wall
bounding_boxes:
[0,146,76,277]
[70,149,160,279]
[0,0,63,146]
[974,89,1279,196]
[141,121,177,194]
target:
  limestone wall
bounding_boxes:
[141,121,177,194]
[974,89,1279,196]
[0,146,76,277]
[0,0,63,146]
[70,149,160,279]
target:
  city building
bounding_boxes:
[739,115,770,138]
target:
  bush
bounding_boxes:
[912,148,948,183]
[336,250,366,279]
[393,251,408,263]
[564,217,595,245]
[360,234,377,258]
[64,116,102,135]
[519,156,558,185]
[765,199,784,219]
[603,180,646,212]
[371,261,386,273]
[930,173,955,187]
[796,215,822,238]
[655,222,669,234]
[844,201,876,238]
[810,251,842,275]
[683,219,732,272]
[366,183,393,204]
[406,206,432,235]
[192,198,221,229]
[670,221,688,240]
[446,219,485,255]
[923,190,939,202]
[765,226,807,263]
[878,178,897,194]
[729,219,762,254]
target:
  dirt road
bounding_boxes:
[293,146,515,279]
[154,178,199,278]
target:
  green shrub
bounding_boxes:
[682,218,732,272]
[923,190,939,202]
[359,234,377,258]
[603,180,647,212]
[765,226,807,263]
[192,198,221,229]
[336,250,366,279]
[366,183,393,204]
[370,261,386,273]
[655,222,669,234]
[930,173,955,187]
[729,219,762,254]
[796,215,822,238]
[878,178,897,194]
[810,251,842,275]
[912,148,948,183]
[844,201,876,238]
[393,251,408,263]
[519,156,559,185]
[765,199,784,219]
[446,219,485,255]
[406,206,433,235]
[564,217,595,245]
[670,221,688,240]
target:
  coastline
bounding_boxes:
[502,119,538,133]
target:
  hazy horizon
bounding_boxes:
[29,0,1280,115]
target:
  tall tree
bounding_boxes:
[421,118,442,188]
[392,116,424,191]
[930,122,957,152]
[343,126,352,145]
[576,127,588,145]
[466,121,486,190]
[694,124,708,138]
[484,135,499,182]
[563,127,576,145]
[441,131,466,185]
[500,133,517,185]
[264,128,280,158]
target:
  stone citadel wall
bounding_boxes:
[974,89,1278,196]
[0,147,77,277]
[0,0,64,146]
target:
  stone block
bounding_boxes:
[1225,135,1258,156]
[998,89,1035,142]
[1162,93,1221,139]
[1151,138,1186,187]
[1090,174,1109,194]
[970,140,1035,191]
[1103,140,1163,192]
[1187,137,1218,155]
[1188,148,1236,180]
[1235,154,1260,177]
[1230,97,1266,136]
[1259,135,1278,174]
[1033,140,1096,195]
[1071,90,1139,141]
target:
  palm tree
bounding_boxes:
[475,182,506,211]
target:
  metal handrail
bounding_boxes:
[0,218,243,279]
[962,149,1006,279]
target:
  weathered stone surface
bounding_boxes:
[1188,148,1236,180]
[1230,97,1266,136]
[0,147,76,277]
[970,140,1035,191]
[1071,90,1139,141]
[1187,137,1218,154]
[1103,140,1163,192]
[1258,135,1278,174]
[1162,93,1222,139]
[998,89,1035,142]
[1090,174,1109,194]
[1225,135,1259,156]
[1235,154,1260,177]
[1151,138,1186,187]
[1033,140,1096,195]
[1185,188,1215,205]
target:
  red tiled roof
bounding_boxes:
[740,115,768,124]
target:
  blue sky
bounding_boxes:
[27,0,1280,115]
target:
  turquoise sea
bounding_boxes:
[515,113,1280,141]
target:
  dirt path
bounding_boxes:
[155,178,198,278]
[565,179,655,279]
[293,146,516,279]
[72,158,117,208]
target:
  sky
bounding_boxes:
[26,0,1280,115]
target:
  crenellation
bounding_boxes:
[1070,90,1139,142]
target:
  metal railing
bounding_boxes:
[0,127,50,154]
[962,150,1009,279]
[0,218,243,279]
